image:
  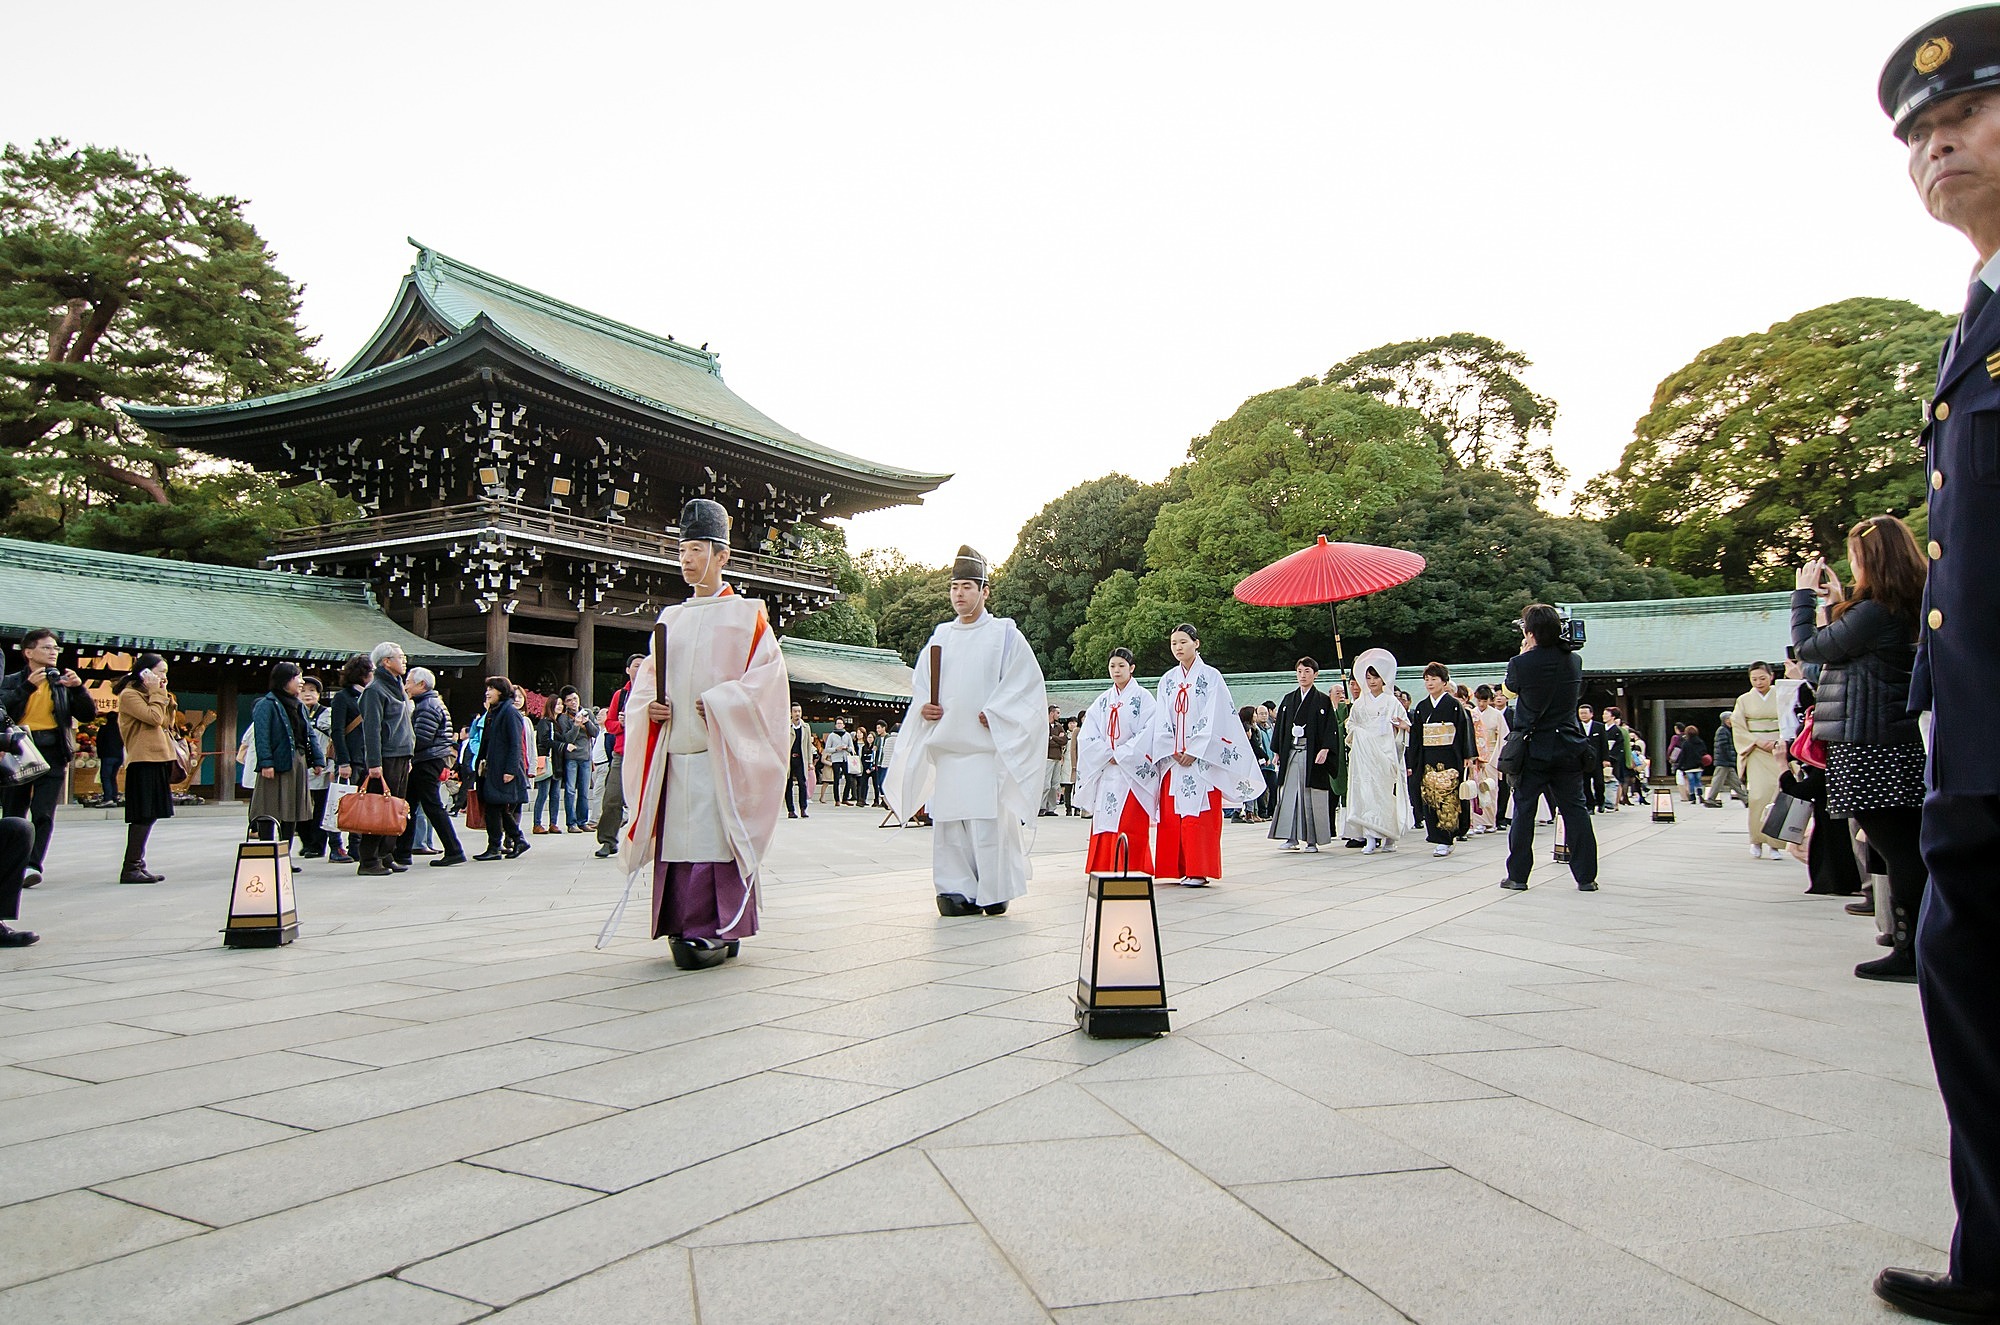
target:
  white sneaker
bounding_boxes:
[1751,845,1764,859]
[1303,844,1319,854]
[1433,844,1452,858]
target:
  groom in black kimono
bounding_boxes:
[1269,657,1336,851]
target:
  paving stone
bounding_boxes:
[514,1024,854,1109]
[1351,1095,1848,1248]
[0,1105,300,1207]
[0,1190,202,1289]
[0,1019,174,1065]
[773,983,1017,1040]
[1479,1006,1826,1083]
[296,1001,628,1067]
[544,990,835,1051]
[0,1050,362,1148]
[1630,1222,1949,1325]
[920,1082,1137,1149]
[1709,1068,1952,1158]
[691,1225,1050,1324]
[473,1070,891,1192]
[784,1013,1060,1088]
[0,1164,592,1325]
[24,1011,409,1083]
[0,1065,71,1100]
[1085,1072,1437,1185]
[682,1149,970,1246]
[1192,1026,1505,1109]
[928,1134,1336,1307]
[254,1278,489,1325]
[479,1246,696,1323]
[1271,992,1541,1055]
[1430,1045,1835,1148]
[1050,1279,1407,1324]
[1240,1168,1768,1324]
[216,1038,620,1129]
[1676,1131,1959,1252]
[102,1088,614,1224]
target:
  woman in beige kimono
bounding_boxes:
[1468,684,1508,834]
[1731,661,1788,860]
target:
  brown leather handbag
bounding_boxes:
[336,772,410,837]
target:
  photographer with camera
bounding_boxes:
[1,628,97,889]
[1497,605,1598,892]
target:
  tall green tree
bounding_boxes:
[1586,297,1952,593]
[1070,381,1442,674]
[0,138,332,558]
[1338,470,1673,663]
[1324,333,1562,483]
[988,473,1167,680]
[874,568,952,663]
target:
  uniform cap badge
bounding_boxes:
[1916,36,1955,75]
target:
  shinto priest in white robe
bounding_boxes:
[882,610,1048,907]
[618,586,790,942]
[1075,676,1161,874]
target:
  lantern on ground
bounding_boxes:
[1075,836,1171,1038]
[1652,787,1677,823]
[224,817,298,948]
[1553,812,1570,864]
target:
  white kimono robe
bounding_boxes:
[1076,680,1161,833]
[1148,660,1264,817]
[883,611,1048,907]
[619,589,791,930]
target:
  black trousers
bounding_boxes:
[1583,761,1606,811]
[0,815,29,922]
[1854,805,1926,919]
[1494,775,1511,825]
[353,756,411,867]
[401,758,463,861]
[483,800,524,854]
[1917,791,2000,1288]
[1505,761,1598,887]
[1,736,65,869]
[786,757,810,815]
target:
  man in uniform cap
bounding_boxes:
[613,498,790,968]
[1875,9,2000,1320]
[882,545,1047,916]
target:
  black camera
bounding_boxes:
[1557,614,1586,650]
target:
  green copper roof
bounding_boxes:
[780,636,916,705]
[0,537,481,668]
[1556,592,1792,676]
[121,243,948,503]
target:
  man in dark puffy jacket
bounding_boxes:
[403,667,464,866]
[1704,714,1746,806]
[1672,726,1710,804]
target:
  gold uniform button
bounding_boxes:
[1934,470,1946,490]
[1930,540,1943,559]
[1937,401,1951,420]
[1930,608,1945,630]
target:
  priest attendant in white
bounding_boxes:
[618,499,791,970]
[1150,623,1264,885]
[883,546,1047,916]
[1076,647,1160,875]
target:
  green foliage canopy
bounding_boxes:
[1586,297,1951,593]
[988,473,1166,679]
[1324,333,1562,483]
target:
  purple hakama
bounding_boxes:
[651,860,757,941]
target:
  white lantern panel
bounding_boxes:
[1093,898,1162,990]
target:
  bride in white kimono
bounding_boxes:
[1342,648,1412,854]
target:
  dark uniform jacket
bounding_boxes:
[1916,308,2000,793]
[1272,686,1335,791]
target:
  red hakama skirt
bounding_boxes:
[1155,783,1223,880]
[1085,795,1155,876]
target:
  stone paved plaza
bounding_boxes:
[0,797,1949,1323]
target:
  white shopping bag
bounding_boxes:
[238,731,257,791]
[321,780,358,830]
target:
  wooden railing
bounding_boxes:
[271,498,835,588]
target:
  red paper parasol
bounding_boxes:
[1232,536,1425,681]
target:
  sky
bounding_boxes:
[2,1,1980,566]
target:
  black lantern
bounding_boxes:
[1074,836,1171,1038]
[224,817,298,948]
